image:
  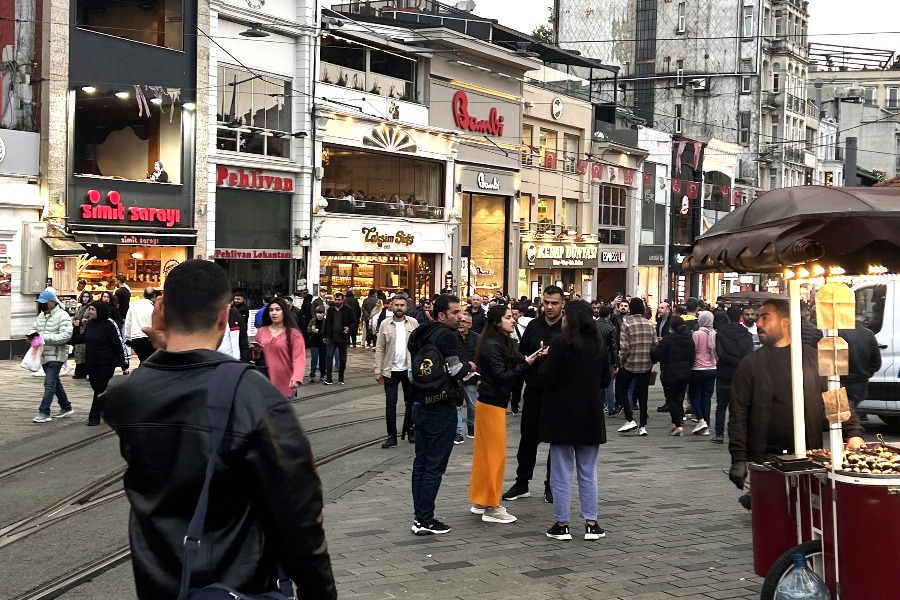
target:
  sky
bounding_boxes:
[472,0,900,58]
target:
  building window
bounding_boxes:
[598,185,626,245]
[888,87,900,109]
[562,198,579,230]
[522,124,535,166]
[320,36,417,103]
[738,111,751,145]
[676,2,686,33]
[563,134,579,173]
[805,127,815,151]
[76,0,184,51]
[772,73,780,93]
[741,59,753,93]
[774,12,783,37]
[217,64,292,158]
[742,5,754,37]
[539,128,558,168]
[864,87,877,105]
[771,123,779,142]
[674,103,682,134]
[763,8,770,36]
[536,196,556,231]
[675,59,684,86]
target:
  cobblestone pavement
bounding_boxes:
[3,349,896,600]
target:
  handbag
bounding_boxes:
[178,361,294,600]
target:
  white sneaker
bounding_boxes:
[32,414,52,423]
[638,426,648,436]
[482,506,517,523]
[470,504,487,515]
[32,369,45,377]
[692,419,709,435]
[52,409,74,418]
[617,420,638,433]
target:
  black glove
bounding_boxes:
[729,461,748,490]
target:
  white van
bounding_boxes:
[853,279,900,427]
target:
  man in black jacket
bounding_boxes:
[712,306,754,443]
[345,290,362,347]
[407,294,474,535]
[466,294,487,334]
[596,305,618,415]
[101,260,335,600]
[323,292,352,384]
[503,285,564,504]
[839,322,882,420]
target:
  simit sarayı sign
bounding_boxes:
[81,190,181,227]
[216,166,295,192]
[452,90,505,137]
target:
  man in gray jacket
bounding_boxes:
[32,290,75,423]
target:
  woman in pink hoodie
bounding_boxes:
[689,310,717,435]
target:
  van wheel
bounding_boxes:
[879,415,900,428]
[759,540,823,600]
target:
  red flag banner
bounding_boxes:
[643,172,653,186]
[623,169,635,186]
[687,181,700,199]
[591,162,603,179]
[543,151,557,170]
[671,179,682,194]
[576,160,588,175]
[733,187,744,206]
[720,185,731,199]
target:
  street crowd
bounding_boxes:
[21,260,880,599]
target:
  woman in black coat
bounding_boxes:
[70,301,128,425]
[538,300,610,542]
[651,315,696,436]
[469,305,540,524]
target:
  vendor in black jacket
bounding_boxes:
[100,260,335,600]
[712,306,755,442]
[502,285,565,504]
[406,294,474,536]
[651,316,696,435]
[70,300,129,425]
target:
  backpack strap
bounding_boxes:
[178,362,256,599]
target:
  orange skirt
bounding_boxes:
[468,402,507,507]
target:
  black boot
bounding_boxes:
[656,404,670,412]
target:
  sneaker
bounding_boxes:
[670,426,683,437]
[638,426,648,436]
[710,435,724,444]
[308,377,316,383]
[412,519,451,535]
[338,380,345,385]
[656,404,670,412]
[86,420,101,426]
[324,380,333,385]
[32,414,52,423]
[502,482,531,501]
[738,493,752,511]
[617,420,638,433]
[585,522,606,540]
[466,424,475,438]
[453,434,464,445]
[470,504,487,515]
[544,488,553,503]
[482,506,517,523]
[52,408,74,418]
[546,522,572,540]
[381,436,397,449]
[32,369,45,377]
[692,419,709,435]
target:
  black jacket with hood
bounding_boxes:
[651,328,695,385]
[406,321,471,408]
[839,323,882,383]
[715,322,754,380]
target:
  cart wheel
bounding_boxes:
[759,540,823,600]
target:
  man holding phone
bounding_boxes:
[503,285,565,504]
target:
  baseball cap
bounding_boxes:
[36,290,59,303]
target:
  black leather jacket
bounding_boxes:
[476,337,528,408]
[101,349,336,600]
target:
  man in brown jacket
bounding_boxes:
[728,299,865,493]
[374,295,419,448]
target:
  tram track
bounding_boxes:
[8,431,386,600]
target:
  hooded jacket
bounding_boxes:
[70,302,128,369]
[651,328,695,385]
[33,304,74,364]
[715,322,754,380]
[801,319,824,347]
[102,350,336,600]
[839,323,882,384]
[406,321,471,407]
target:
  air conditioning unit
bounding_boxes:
[690,78,708,91]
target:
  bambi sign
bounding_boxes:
[362,227,415,248]
[451,90,505,137]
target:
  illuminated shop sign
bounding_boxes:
[213,249,292,259]
[523,242,600,268]
[452,90,505,137]
[476,172,501,190]
[362,227,415,248]
[601,251,626,263]
[81,190,181,227]
[215,166,295,192]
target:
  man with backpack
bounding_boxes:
[407,294,475,535]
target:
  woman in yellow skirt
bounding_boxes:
[469,305,543,523]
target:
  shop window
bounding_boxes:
[521,124,535,166]
[562,198,579,231]
[563,134,579,173]
[216,64,292,158]
[460,195,507,298]
[215,189,291,250]
[72,88,184,183]
[321,146,444,218]
[320,36,417,102]
[76,0,183,51]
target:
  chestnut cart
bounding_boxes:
[683,186,900,599]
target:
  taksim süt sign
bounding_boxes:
[522,242,600,268]
[362,227,415,248]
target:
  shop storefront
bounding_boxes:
[596,249,628,301]
[213,165,296,305]
[519,237,600,301]
[637,245,666,306]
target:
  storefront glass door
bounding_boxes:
[460,193,508,298]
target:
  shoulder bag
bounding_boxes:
[178,361,294,600]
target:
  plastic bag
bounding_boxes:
[20,346,44,373]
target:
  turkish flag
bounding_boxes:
[544,151,557,170]
[623,169,634,186]
[733,187,744,206]
[591,162,603,179]
[643,172,653,186]
[671,179,682,194]
[576,160,588,175]
[687,181,700,199]
[720,185,731,199]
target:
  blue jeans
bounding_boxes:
[549,444,600,523]
[604,364,616,413]
[39,361,71,416]
[411,404,457,523]
[456,383,477,436]
[689,369,717,424]
[309,346,325,378]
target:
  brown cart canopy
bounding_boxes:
[682,186,900,274]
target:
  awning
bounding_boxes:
[42,236,87,255]
[69,228,197,247]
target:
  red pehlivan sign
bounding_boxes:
[216,166,295,192]
[451,90,505,137]
[81,190,181,227]
[214,249,291,260]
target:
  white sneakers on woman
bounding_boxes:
[692,419,710,435]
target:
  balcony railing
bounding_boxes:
[322,197,444,220]
[786,93,806,114]
[783,146,804,164]
[523,221,581,235]
[320,62,417,103]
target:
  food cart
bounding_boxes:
[682,186,900,599]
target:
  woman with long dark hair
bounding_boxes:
[469,305,541,524]
[98,290,128,374]
[538,300,610,541]
[252,298,306,397]
[70,301,128,425]
[71,290,94,379]
[651,315,695,436]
